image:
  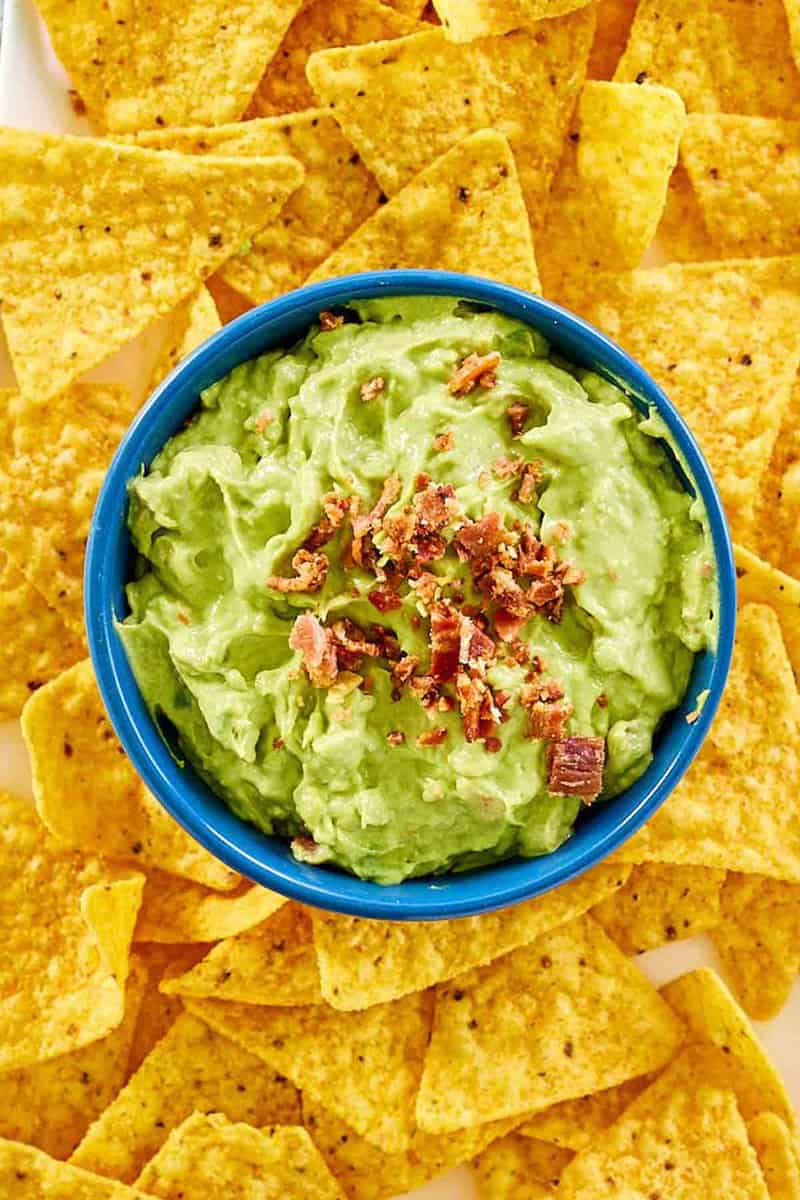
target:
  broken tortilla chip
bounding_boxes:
[615,0,800,117]
[161,903,321,1005]
[126,112,381,304]
[0,129,303,401]
[0,957,145,1160]
[306,12,595,233]
[517,1076,655,1151]
[22,658,239,891]
[311,862,629,1010]
[35,0,303,132]
[415,915,684,1134]
[0,1139,148,1199]
[126,943,210,1076]
[205,275,253,324]
[0,792,143,1071]
[751,374,800,576]
[186,990,432,1153]
[306,130,540,293]
[472,1133,573,1198]
[147,287,221,395]
[655,161,716,262]
[590,863,726,954]
[0,549,86,719]
[245,0,422,119]
[70,1011,300,1184]
[433,0,591,41]
[135,868,285,944]
[587,0,638,80]
[734,546,800,682]
[133,1112,343,1200]
[748,1113,800,1200]
[558,257,800,541]
[712,873,800,1021]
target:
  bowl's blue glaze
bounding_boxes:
[85,271,736,920]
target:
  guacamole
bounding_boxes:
[121,297,716,884]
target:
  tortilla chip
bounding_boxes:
[587,0,638,80]
[127,112,381,304]
[661,968,795,1126]
[0,549,86,720]
[614,0,800,117]
[0,129,303,401]
[656,161,716,262]
[303,1099,521,1200]
[306,130,540,293]
[0,957,145,1160]
[591,863,726,954]
[557,1060,770,1199]
[147,287,221,394]
[245,0,422,119]
[161,903,321,1005]
[185,990,432,1153]
[311,862,629,1010]
[752,377,800,576]
[22,658,239,891]
[0,1140,148,1199]
[415,915,684,1134]
[70,1012,300,1183]
[133,1112,343,1200]
[558,257,800,541]
[618,604,800,880]
[0,385,135,635]
[748,1114,800,1200]
[0,792,143,1071]
[386,0,428,12]
[135,869,285,943]
[517,1076,655,1151]
[127,944,210,1076]
[538,81,685,298]
[205,275,253,324]
[35,0,303,132]
[472,1134,573,1198]
[712,873,800,1021]
[734,546,800,682]
[306,12,595,233]
[434,0,591,41]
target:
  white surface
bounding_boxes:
[1,4,797,1196]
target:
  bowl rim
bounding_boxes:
[85,269,736,920]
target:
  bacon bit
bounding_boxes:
[351,474,401,567]
[366,623,402,661]
[459,613,495,668]
[494,608,526,641]
[290,613,338,687]
[387,730,406,746]
[254,409,275,434]
[319,309,344,331]
[453,511,507,574]
[429,602,461,682]
[409,674,441,711]
[448,351,501,396]
[176,611,190,626]
[530,654,547,673]
[268,549,328,593]
[550,520,572,544]
[360,376,385,402]
[433,431,455,452]
[291,835,329,864]
[272,736,285,750]
[485,736,502,753]
[456,669,501,743]
[368,584,402,612]
[411,570,441,607]
[507,402,529,437]
[330,619,380,672]
[415,472,431,492]
[414,481,459,532]
[391,655,420,694]
[526,701,574,740]
[521,679,565,705]
[304,493,351,552]
[596,693,608,709]
[492,455,524,480]
[516,461,542,504]
[416,727,448,748]
[547,736,606,801]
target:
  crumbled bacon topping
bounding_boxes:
[433,431,455,452]
[368,584,402,612]
[416,727,448,748]
[291,835,328,864]
[517,461,542,503]
[448,351,501,396]
[492,455,524,480]
[453,511,507,575]
[456,668,501,743]
[290,613,338,688]
[304,493,351,552]
[519,678,573,740]
[360,376,385,402]
[387,730,405,746]
[268,549,328,593]
[254,409,275,434]
[507,402,529,437]
[351,474,401,568]
[319,310,344,331]
[547,736,606,802]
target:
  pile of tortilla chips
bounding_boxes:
[2,0,800,1195]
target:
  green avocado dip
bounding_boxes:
[120,296,717,885]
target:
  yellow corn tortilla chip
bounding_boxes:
[306,130,540,293]
[587,0,638,80]
[0,129,304,402]
[303,1099,521,1200]
[133,1112,344,1200]
[617,604,800,880]
[135,868,285,944]
[35,0,303,132]
[655,161,716,262]
[558,257,800,541]
[517,1076,655,1151]
[712,874,800,1021]
[752,377,800,577]
[557,1063,770,1199]
[0,385,135,636]
[127,944,210,1076]
[22,658,239,891]
[206,275,253,325]
[472,1134,573,1198]
[0,1140,149,1199]
[306,12,595,234]
[70,1011,300,1183]
[614,0,800,117]
[538,81,685,299]
[0,958,145,1160]
[386,0,428,12]
[185,990,432,1153]
[415,915,684,1134]
[147,287,221,395]
[245,0,422,119]
[0,792,144,1071]
[0,549,86,720]
[749,1114,800,1200]
[311,862,629,1010]
[734,546,800,682]
[433,0,591,41]
[127,112,382,305]
[161,903,321,1005]
[591,863,726,954]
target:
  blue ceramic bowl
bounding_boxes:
[86,271,736,921]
